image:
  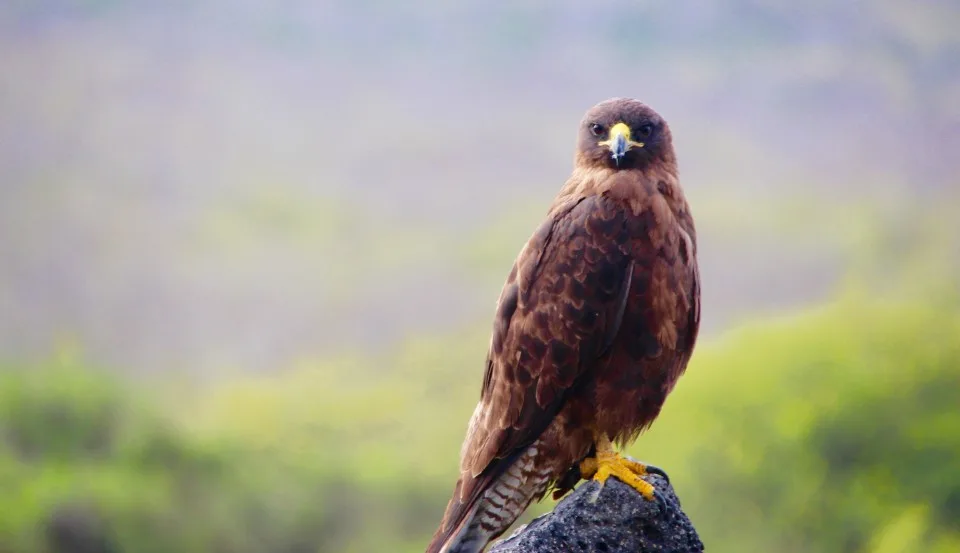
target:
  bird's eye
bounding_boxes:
[589,123,605,137]
[637,124,654,138]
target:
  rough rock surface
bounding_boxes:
[489,475,704,553]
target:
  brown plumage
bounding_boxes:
[426,98,700,553]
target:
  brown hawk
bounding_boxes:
[427,98,700,553]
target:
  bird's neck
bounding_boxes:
[550,160,694,246]
[554,160,679,206]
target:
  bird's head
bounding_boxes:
[575,98,674,171]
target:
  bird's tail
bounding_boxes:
[426,446,549,553]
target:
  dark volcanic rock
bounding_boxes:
[489,475,703,553]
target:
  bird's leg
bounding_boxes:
[579,434,658,501]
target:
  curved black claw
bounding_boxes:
[643,463,671,484]
[650,486,669,515]
[620,455,671,485]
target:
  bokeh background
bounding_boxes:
[1,1,959,552]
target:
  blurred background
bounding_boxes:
[1,1,958,552]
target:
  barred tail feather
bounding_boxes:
[426,445,550,553]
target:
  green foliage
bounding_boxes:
[1,292,958,552]
[0,363,248,553]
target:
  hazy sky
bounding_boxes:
[1,1,957,372]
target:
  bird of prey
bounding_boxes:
[426,98,700,553]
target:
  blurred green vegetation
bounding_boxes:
[2,286,958,552]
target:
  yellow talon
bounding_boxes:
[579,435,657,501]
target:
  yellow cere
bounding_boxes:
[598,121,645,150]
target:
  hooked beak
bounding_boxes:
[598,122,644,166]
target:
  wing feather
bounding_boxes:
[458,194,633,494]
